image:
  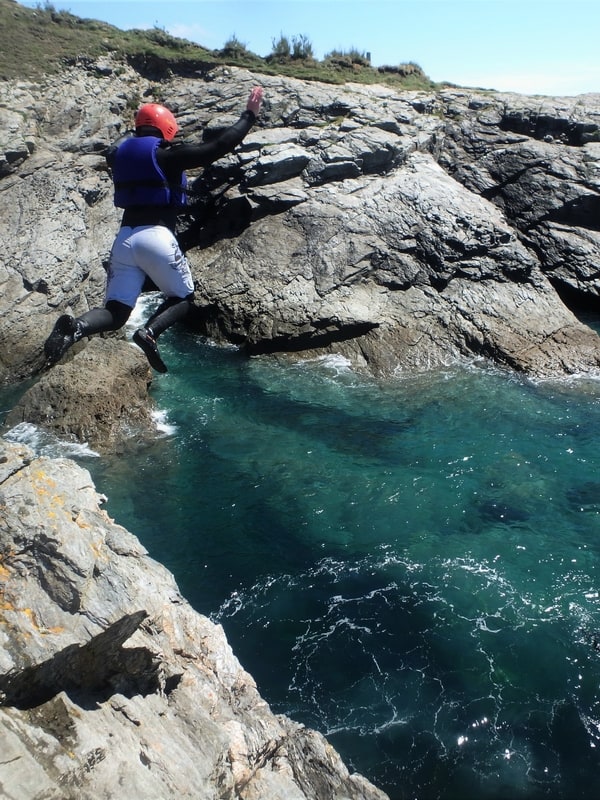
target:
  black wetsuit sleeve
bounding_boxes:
[157,110,256,173]
[105,131,135,169]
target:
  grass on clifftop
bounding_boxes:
[0,0,438,90]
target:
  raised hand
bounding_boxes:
[247,86,264,116]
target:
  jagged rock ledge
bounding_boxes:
[2,61,600,390]
[0,439,388,799]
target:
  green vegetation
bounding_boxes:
[268,33,315,63]
[0,0,436,90]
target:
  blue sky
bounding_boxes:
[22,0,600,96]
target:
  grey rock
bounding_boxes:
[0,438,388,799]
[4,58,600,800]
[1,62,599,389]
[245,142,310,185]
[5,337,157,454]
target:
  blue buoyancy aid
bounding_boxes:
[112,136,187,209]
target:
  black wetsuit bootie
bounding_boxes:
[133,327,168,373]
[43,314,85,366]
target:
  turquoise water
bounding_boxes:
[6,323,600,799]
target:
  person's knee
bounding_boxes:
[164,293,194,307]
[105,300,132,330]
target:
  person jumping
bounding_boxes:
[44,85,264,373]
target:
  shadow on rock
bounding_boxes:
[0,611,182,710]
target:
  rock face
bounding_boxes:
[0,438,388,799]
[1,62,600,390]
[2,57,600,800]
[5,337,156,454]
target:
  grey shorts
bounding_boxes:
[105,225,194,307]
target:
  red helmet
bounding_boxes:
[135,103,178,140]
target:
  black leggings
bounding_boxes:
[78,300,132,335]
[145,295,194,337]
[78,295,194,339]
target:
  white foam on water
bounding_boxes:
[151,407,177,436]
[125,292,162,334]
[311,353,354,373]
[3,422,100,458]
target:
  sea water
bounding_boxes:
[4,319,600,800]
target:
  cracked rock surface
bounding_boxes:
[1,63,599,391]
